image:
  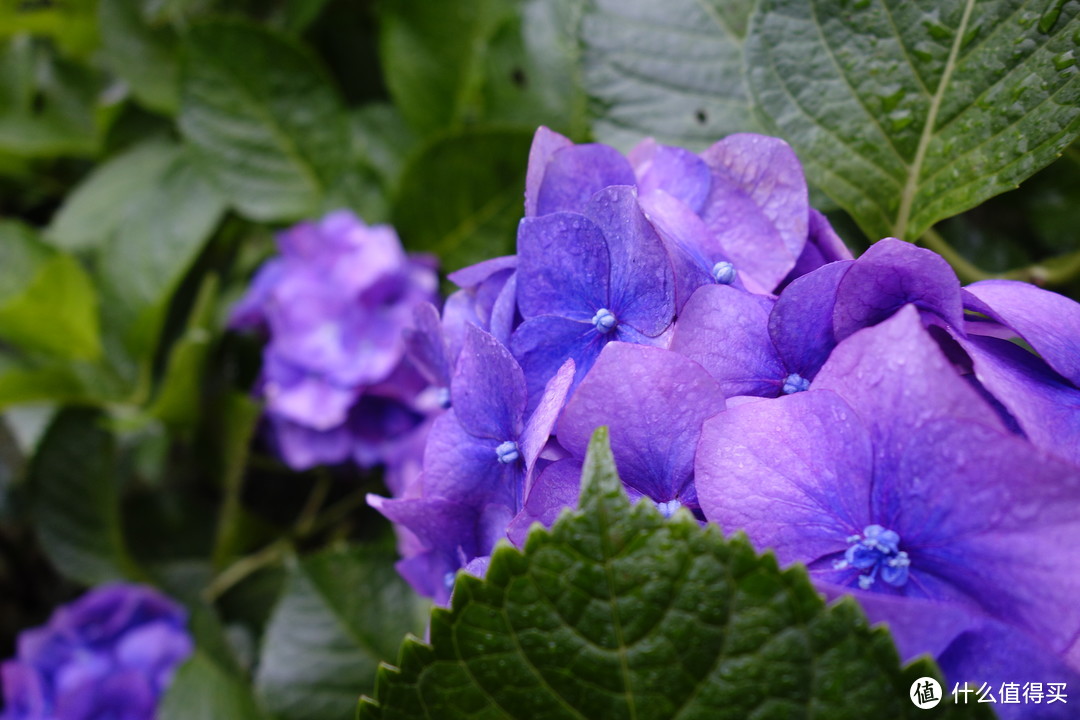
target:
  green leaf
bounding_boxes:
[99,0,181,115]
[0,253,102,360]
[146,273,218,430]
[0,38,113,158]
[379,0,585,137]
[160,651,269,720]
[360,428,991,720]
[392,128,532,271]
[255,544,429,720]
[581,0,757,150]
[46,139,178,252]
[745,0,1080,242]
[27,408,143,585]
[96,143,226,360]
[179,21,349,221]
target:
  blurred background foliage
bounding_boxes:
[0,0,1077,716]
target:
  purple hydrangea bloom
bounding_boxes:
[231,210,439,470]
[1,584,193,720]
[695,307,1080,712]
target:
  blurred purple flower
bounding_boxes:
[695,307,1080,711]
[231,210,439,470]
[1,584,192,720]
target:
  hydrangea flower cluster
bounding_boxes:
[231,210,439,470]
[236,127,1080,715]
[1,584,193,720]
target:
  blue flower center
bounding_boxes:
[656,499,682,518]
[833,524,910,589]
[435,386,451,409]
[495,440,520,464]
[712,261,736,285]
[592,308,617,333]
[782,372,811,394]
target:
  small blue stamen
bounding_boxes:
[656,499,681,517]
[839,524,910,589]
[435,386,451,409]
[592,308,617,333]
[444,572,456,589]
[495,440,520,465]
[782,373,811,394]
[712,261,736,285]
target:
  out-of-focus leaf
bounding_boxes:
[379,0,585,137]
[350,103,417,198]
[160,651,269,720]
[360,428,990,720]
[99,0,180,115]
[96,144,226,359]
[0,222,101,361]
[581,0,756,150]
[179,21,349,221]
[0,2,99,58]
[46,138,178,252]
[147,273,218,430]
[0,357,124,410]
[0,253,102,361]
[392,128,532,271]
[255,544,429,720]
[746,0,1080,243]
[0,38,114,158]
[28,408,143,585]
[279,0,335,34]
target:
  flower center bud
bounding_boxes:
[833,524,910,589]
[495,440,520,465]
[435,386,451,409]
[592,308,617,333]
[782,372,811,395]
[656,499,682,518]
[712,261,736,285]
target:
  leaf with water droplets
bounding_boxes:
[746,0,1080,243]
[358,428,990,720]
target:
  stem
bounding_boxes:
[917,229,1080,288]
[210,395,261,571]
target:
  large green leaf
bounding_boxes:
[360,429,990,720]
[392,128,533,271]
[160,652,269,720]
[255,544,429,720]
[27,408,143,585]
[179,21,349,221]
[98,0,181,115]
[581,0,757,150]
[0,223,101,361]
[379,0,585,137]
[746,0,1080,242]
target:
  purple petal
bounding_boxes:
[524,127,573,218]
[447,255,517,289]
[583,186,675,337]
[670,284,785,397]
[639,189,733,311]
[769,260,852,378]
[270,417,352,470]
[833,238,964,341]
[229,258,284,331]
[451,325,526,441]
[813,305,1004,475]
[629,139,711,213]
[507,458,582,547]
[520,358,575,490]
[421,412,519,508]
[403,302,451,388]
[489,270,518,347]
[516,212,609,321]
[890,419,1080,655]
[557,343,725,504]
[696,390,874,566]
[701,134,808,260]
[961,335,1080,466]
[511,315,606,403]
[535,144,636,216]
[964,279,1080,387]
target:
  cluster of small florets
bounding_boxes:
[1,585,193,720]
[239,128,1080,716]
